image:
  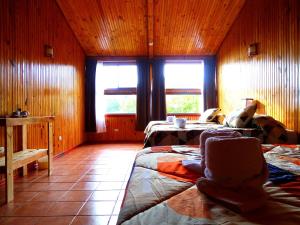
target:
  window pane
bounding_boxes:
[164,63,203,89]
[105,95,136,114]
[98,63,137,114]
[166,95,203,113]
[102,65,137,88]
[164,62,204,113]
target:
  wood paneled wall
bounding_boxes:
[0,0,86,156]
[87,115,145,142]
[86,114,200,142]
[217,0,300,133]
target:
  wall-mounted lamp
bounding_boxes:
[44,45,54,58]
[248,43,258,57]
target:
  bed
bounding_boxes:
[117,144,300,225]
[144,121,264,148]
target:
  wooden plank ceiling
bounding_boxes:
[56,0,246,57]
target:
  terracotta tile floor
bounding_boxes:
[0,143,143,225]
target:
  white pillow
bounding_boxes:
[224,104,257,128]
[200,108,221,122]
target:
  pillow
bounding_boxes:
[252,115,287,144]
[200,108,221,122]
[224,104,257,128]
[214,114,226,124]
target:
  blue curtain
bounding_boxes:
[136,58,151,130]
[203,56,217,110]
[151,59,166,120]
[85,57,97,132]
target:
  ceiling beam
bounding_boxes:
[147,0,154,58]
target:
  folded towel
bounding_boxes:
[200,129,242,150]
[204,137,268,187]
[199,130,241,174]
[197,136,269,212]
[196,178,268,213]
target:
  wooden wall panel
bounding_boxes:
[217,0,300,133]
[86,114,200,142]
[87,115,145,142]
[0,0,86,156]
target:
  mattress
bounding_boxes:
[117,144,300,225]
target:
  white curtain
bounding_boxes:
[95,62,107,133]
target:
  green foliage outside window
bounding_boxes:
[166,95,201,113]
[106,95,136,113]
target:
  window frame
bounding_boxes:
[165,88,201,95]
[104,87,137,95]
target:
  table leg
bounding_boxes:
[6,126,14,202]
[22,124,28,176]
[48,122,53,176]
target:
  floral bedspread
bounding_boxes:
[117,144,300,225]
[144,122,264,148]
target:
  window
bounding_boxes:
[99,63,137,114]
[164,62,204,114]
